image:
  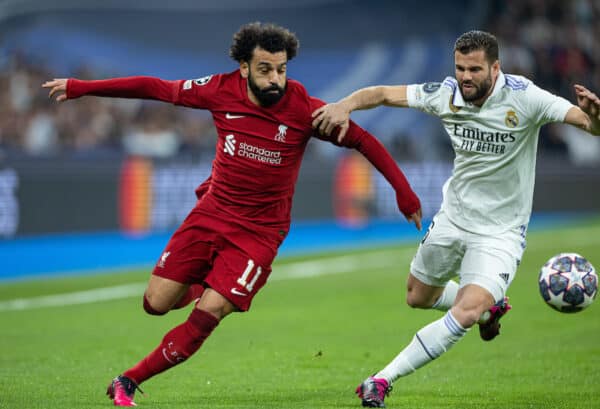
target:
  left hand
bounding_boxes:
[311,102,351,142]
[406,208,422,231]
[574,84,600,120]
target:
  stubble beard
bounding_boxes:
[460,73,492,103]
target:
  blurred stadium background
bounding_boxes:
[1,0,600,279]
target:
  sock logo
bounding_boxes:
[162,341,186,364]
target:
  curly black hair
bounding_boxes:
[454,30,499,64]
[229,22,299,63]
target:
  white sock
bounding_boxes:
[431,280,459,311]
[376,311,467,384]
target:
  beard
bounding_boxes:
[248,71,286,107]
[460,73,492,102]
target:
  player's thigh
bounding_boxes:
[149,211,219,309]
[152,211,218,284]
[460,229,524,302]
[410,211,464,288]
[204,241,276,313]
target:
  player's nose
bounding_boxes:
[269,71,282,84]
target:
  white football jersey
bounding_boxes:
[406,72,573,234]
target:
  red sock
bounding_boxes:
[123,309,219,384]
[173,284,205,309]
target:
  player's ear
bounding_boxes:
[240,61,249,78]
[491,60,500,76]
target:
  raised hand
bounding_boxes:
[574,84,600,120]
[42,78,69,102]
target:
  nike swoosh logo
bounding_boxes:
[230,288,247,296]
[226,113,245,119]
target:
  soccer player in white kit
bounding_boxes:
[312,30,600,408]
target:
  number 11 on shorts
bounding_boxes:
[237,259,262,292]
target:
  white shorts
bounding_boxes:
[410,210,527,302]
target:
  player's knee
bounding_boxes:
[143,294,168,316]
[195,289,238,320]
[406,290,434,309]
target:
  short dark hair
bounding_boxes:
[454,30,499,64]
[229,22,299,63]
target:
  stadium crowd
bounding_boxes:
[0,55,215,158]
[486,0,600,163]
[1,0,598,162]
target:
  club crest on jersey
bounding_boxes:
[158,251,171,268]
[505,110,519,128]
[275,124,288,142]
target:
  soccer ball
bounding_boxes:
[538,253,597,313]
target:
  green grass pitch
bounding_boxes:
[1,218,599,409]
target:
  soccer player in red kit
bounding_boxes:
[43,22,422,407]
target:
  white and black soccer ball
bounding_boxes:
[538,253,598,313]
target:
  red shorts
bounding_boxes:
[152,200,284,311]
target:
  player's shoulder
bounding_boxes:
[413,78,455,95]
[283,78,313,111]
[441,76,458,92]
[286,78,310,99]
[502,74,532,92]
[185,70,239,88]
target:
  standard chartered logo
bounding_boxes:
[239,142,282,165]
[223,134,282,165]
[224,134,236,156]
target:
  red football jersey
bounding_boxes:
[173,71,375,230]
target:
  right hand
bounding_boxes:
[311,102,351,142]
[42,78,68,102]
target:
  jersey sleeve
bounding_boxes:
[172,74,219,110]
[406,80,447,116]
[67,76,179,102]
[308,97,421,217]
[524,82,574,125]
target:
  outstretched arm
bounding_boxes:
[312,85,408,141]
[564,84,600,135]
[42,76,177,103]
